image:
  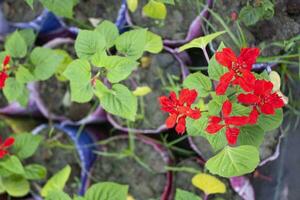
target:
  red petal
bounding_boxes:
[222,100,232,117]
[3,56,10,66]
[206,122,225,134]
[0,72,8,89]
[159,96,177,113]
[237,93,260,104]
[225,116,249,126]
[216,72,234,95]
[3,137,15,148]
[215,48,237,68]
[166,114,177,128]
[234,71,255,92]
[270,93,284,108]
[188,108,201,119]
[209,116,222,123]
[260,103,275,115]
[179,89,198,106]
[248,107,259,124]
[175,117,186,134]
[254,80,273,96]
[0,150,8,159]
[238,48,260,70]
[225,127,240,145]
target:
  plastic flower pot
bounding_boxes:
[29,38,106,125]
[173,157,248,199]
[107,49,189,134]
[90,133,173,200]
[30,124,96,196]
[127,0,213,48]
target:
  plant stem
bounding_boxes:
[202,47,210,64]
[204,194,209,200]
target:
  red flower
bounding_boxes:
[237,79,284,124]
[0,136,15,159]
[215,47,260,95]
[206,100,248,145]
[3,55,10,67]
[159,89,201,134]
[0,55,10,89]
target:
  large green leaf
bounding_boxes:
[145,31,163,53]
[30,47,64,80]
[5,31,27,58]
[183,72,212,97]
[24,164,47,180]
[143,0,167,19]
[175,189,202,200]
[206,145,260,177]
[84,182,128,200]
[0,156,25,175]
[2,176,30,197]
[95,82,137,121]
[257,109,283,131]
[95,20,119,48]
[69,81,94,103]
[115,29,147,60]
[75,30,106,59]
[238,125,265,147]
[15,66,35,83]
[12,133,42,159]
[3,78,24,103]
[46,190,72,200]
[208,42,228,81]
[41,165,71,197]
[40,0,74,18]
[179,31,225,51]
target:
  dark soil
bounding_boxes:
[130,0,203,40]
[67,0,123,27]
[2,0,43,22]
[38,77,95,121]
[174,158,243,199]
[112,52,182,130]
[27,128,82,195]
[91,136,167,200]
[0,92,8,108]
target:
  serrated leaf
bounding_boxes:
[2,176,29,197]
[95,20,120,48]
[41,165,71,197]
[179,31,225,51]
[183,72,212,97]
[84,182,129,200]
[12,133,42,159]
[5,31,27,58]
[208,42,228,80]
[143,0,167,20]
[206,145,260,177]
[115,29,147,60]
[40,0,74,18]
[75,30,106,58]
[175,189,201,200]
[145,31,163,53]
[24,164,47,180]
[192,173,226,195]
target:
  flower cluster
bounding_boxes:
[159,47,285,145]
[0,136,14,159]
[0,55,10,89]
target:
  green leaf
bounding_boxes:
[19,29,36,47]
[54,50,73,81]
[95,82,137,121]
[207,94,227,116]
[16,87,29,107]
[175,189,202,200]
[239,5,261,26]
[206,145,260,177]
[41,165,71,197]
[2,176,30,197]
[40,0,74,18]
[208,42,228,80]
[257,109,283,131]
[15,66,35,83]
[84,182,129,200]
[102,56,139,83]
[75,30,106,59]
[143,0,167,20]
[5,31,27,58]
[69,81,94,103]
[46,190,72,200]
[238,125,265,147]
[115,29,147,60]
[145,31,163,53]
[157,0,175,4]
[127,0,138,12]
[95,20,120,48]
[30,47,64,80]
[230,103,251,116]
[179,31,225,51]
[24,164,47,180]
[183,72,212,97]
[12,133,42,159]
[0,156,25,175]
[3,78,24,103]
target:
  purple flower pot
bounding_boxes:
[230,176,255,200]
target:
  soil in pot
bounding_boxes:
[27,127,82,195]
[2,0,43,22]
[91,136,168,200]
[174,158,243,199]
[111,52,182,131]
[129,0,203,40]
[66,0,123,27]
